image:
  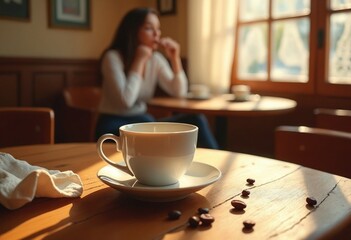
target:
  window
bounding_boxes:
[232,0,351,97]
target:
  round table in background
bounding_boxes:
[148,94,297,148]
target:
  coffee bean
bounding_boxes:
[188,216,201,227]
[168,210,181,220]
[198,207,210,214]
[246,178,255,185]
[306,197,317,206]
[199,213,215,226]
[231,199,247,210]
[241,189,250,197]
[243,220,255,229]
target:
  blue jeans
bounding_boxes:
[95,113,219,149]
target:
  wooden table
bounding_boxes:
[1,143,350,240]
[148,94,297,148]
[148,94,297,117]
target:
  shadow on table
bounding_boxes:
[18,187,210,240]
[0,196,76,235]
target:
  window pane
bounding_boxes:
[239,0,269,21]
[272,0,310,18]
[329,13,351,84]
[331,0,351,10]
[237,24,268,80]
[271,18,310,82]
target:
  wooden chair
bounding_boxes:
[0,107,54,148]
[314,108,351,133]
[59,86,102,142]
[275,125,351,178]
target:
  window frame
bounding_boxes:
[231,0,351,98]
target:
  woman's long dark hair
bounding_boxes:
[101,8,158,74]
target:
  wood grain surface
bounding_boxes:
[0,143,350,240]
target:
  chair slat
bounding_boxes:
[0,107,54,148]
[314,108,351,133]
[59,87,101,142]
[275,125,351,178]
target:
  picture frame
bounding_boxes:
[157,0,176,15]
[48,0,90,30]
[0,0,30,21]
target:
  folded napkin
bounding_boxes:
[0,152,83,210]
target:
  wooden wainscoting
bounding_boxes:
[0,57,100,108]
[0,57,101,144]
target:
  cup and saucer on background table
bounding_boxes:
[186,84,211,100]
[96,122,221,202]
[224,84,260,102]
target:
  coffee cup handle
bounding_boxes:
[96,133,134,176]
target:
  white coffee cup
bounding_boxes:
[189,84,210,98]
[231,85,251,101]
[97,122,198,186]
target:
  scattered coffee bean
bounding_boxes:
[199,213,215,226]
[198,207,210,214]
[243,220,256,229]
[188,216,201,227]
[246,178,255,185]
[168,210,182,220]
[231,199,247,210]
[306,197,317,206]
[241,189,250,197]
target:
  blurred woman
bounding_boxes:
[95,7,218,149]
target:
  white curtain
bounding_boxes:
[187,0,237,94]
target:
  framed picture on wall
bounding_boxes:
[157,0,176,15]
[0,0,30,21]
[48,0,90,30]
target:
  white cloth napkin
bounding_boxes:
[0,152,83,210]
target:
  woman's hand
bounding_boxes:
[159,37,182,73]
[159,37,180,60]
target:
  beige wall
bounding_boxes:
[0,0,187,59]
[158,0,187,57]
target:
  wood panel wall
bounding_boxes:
[0,57,100,108]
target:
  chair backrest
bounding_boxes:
[275,125,351,178]
[60,87,102,142]
[314,108,351,133]
[63,86,102,111]
[0,107,54,148]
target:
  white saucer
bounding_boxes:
[223,93,261,102]
[186,92,211,100]
[97,161,221,202]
